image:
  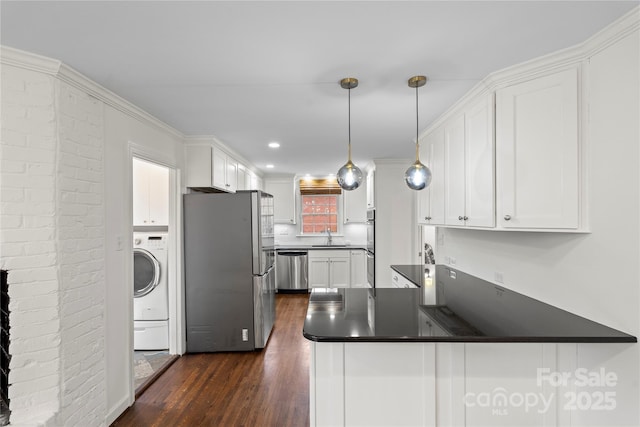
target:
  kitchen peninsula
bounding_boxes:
[304,266,636,426]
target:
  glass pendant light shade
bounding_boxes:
[337,159,363,191]
[337,77,363,191]
[405,160,431,190]
[406,75,432,191]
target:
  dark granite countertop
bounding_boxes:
[303,265,637,343]
[390,264,435,288]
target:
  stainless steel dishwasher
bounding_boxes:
[276,251,308,292]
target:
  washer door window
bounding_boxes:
[134,248,160,298]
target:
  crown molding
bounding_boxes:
[1,45,185,140]
[420,5,639,139]
[0,45,62,74]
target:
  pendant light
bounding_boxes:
[405,75,432,191]
[336,77,363,191]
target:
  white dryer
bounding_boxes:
[133,232,169,350]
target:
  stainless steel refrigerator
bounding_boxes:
[183,190,275,352]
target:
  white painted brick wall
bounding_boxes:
[1,65,106,426]
[1,65,62,426]
[55,81,105,427]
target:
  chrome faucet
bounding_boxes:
[326,228,333,246]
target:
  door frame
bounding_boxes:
[127,142,185,396]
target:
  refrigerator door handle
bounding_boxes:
[253,265,276,348]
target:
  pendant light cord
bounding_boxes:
[415,85,420,162]
[348,87,352,161]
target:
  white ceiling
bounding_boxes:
[1,1,636,177]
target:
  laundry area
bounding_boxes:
[132,158,174,389]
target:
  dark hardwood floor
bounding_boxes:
[112,293,311,427]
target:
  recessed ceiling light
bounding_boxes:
[268,142,280,148]
[266,164,275,169]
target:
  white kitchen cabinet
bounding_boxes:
[444,114,466,226]
[264,178,296,224]
[309,250,351,288]
[496,68,579,230]
[133,158,169,226]
[253,175,263,191]
[464,94,495,227]
[343,183,367,224]
[212,147,237,192]
[237,163,248,190]
[308,257,330,288]
[416,128,445,226]
[365,168,375,209]
[349,250,367,288]
[444,95,495,228]
[185,144,237,192]
[390,269,418,289]
[237,164,259,191]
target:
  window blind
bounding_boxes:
[299,178,342,195]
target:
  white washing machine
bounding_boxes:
[133,232,169,350]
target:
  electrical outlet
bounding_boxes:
[444,256,451,264]
[494,272,504,284]
[450,257,457,266]
[242,329,249,341]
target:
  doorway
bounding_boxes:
[130,153,183,396]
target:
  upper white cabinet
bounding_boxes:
[236,164,260,191]
[264,178,296,224]
[343,183,367,224]
[212,147,237,192]
[365,168,375,209]
[464,94,496,227]
[416,128,445,225]
[185,143,237,193]
[133,158,169,226]
[444,114,467,226]
[496,68,579,230]
[443,94,495,228]
[237,163,248,191]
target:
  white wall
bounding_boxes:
[104,104,185,423]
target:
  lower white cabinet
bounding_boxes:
[309,250,351,288]
[390,269,418,289]
[310,342,634,426]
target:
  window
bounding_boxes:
[299,177,341,235]
[301,195,339,234]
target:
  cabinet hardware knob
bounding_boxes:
[458,216,464,221]
[427,216,431,220]
[463,216,468,221]
[504,215,511,221]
